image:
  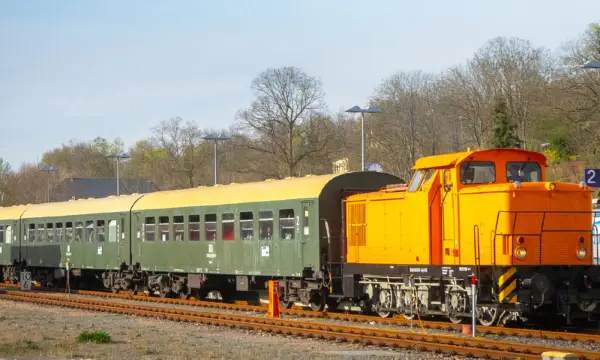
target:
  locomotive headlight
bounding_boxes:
[515,247,527,260]
[576,247,587,259]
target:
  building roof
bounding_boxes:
[54,178,158,201]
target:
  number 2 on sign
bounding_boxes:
[589,169,597,184]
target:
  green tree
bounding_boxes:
[489,98,521,148]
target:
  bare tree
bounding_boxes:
[440,37,551,148]
[371,71,439,178]
[151,117,208,188]
[236,66,331,178]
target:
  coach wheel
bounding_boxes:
[128,284,138,296]
[179,287,190,300]
[477,306,499,327]
[309,291,325,312]
[279,296,293,309]
[159,288,172,298]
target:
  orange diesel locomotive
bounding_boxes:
[335,148,600,326]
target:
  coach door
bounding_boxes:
[441,169,458,265]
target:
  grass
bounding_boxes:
[77,330,112,344]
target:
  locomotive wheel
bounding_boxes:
[111,287,119,294]
[448,314,464,324]
[378,311,392,318]
[477,306,499,327]
[376,289,393,318]
[402,313,415,320]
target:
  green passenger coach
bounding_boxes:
[128,172,400,306]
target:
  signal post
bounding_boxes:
[268,280,280,318]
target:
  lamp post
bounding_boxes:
[345,105,383,171]
[203,133,231,185]
[38,167,59,203]
[106,153,130,196]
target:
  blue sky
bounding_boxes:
[1,1,599,168]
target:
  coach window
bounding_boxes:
[279,209,295,240]
[189,215,200,241]
[74,222,83,242]
[506,162,541,183]
[460,161,495,184]
[65,222,73,242]
[55,223,64,242]
[174,216,184,241]
[96,220,106,242]
[205,214,217,241]
[27,224,34,242]
[37,224,45,242]
[259,211,273,240]
[46,223,54,242]
[4,225,11,244]
[86,221,94,242]
[407,170,425,192]
[144,217,156,241]
[240,212,254,240]
[108,220,117,243]
[0,225,3,243]
[159,216,170,241]
[222,213,234,241]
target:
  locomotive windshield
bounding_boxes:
[460,161,495,184]
[506,162,541,182]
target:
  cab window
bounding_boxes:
[506,162,541,182]
[460,161,495,184]
[407,170,425,192]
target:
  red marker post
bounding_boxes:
[471,273,477,337]
[268,280,280,318]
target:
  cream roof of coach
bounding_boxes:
[132,174,341,211]
[21,194,144,219]
[0,205,28,220]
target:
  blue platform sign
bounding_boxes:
[584,169,600,187]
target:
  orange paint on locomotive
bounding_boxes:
[345,148,593,267]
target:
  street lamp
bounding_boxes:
[106,153,130,196]
[345,105,383,171]
[202,133,231,185]
[38,167,59,203]
[583,59,600,69]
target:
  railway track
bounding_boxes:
[2,290,598,360]
[2,282,599,345]
[0,284,600,344]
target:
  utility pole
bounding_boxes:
[38,167,59,203]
